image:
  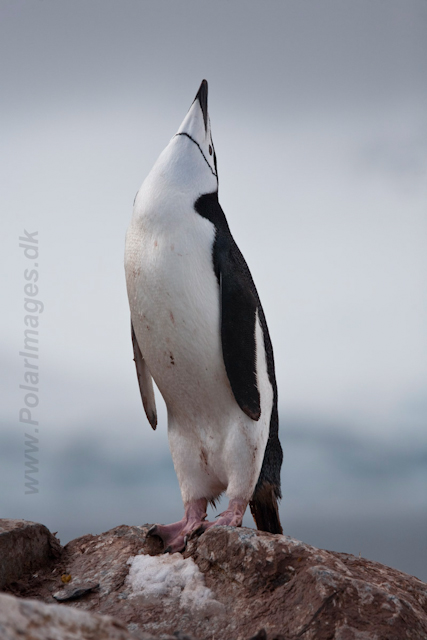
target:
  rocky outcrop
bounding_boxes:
[0,519,60,590]
[0,591,157,640]
[1,519,427,639]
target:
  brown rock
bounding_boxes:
[1,519,426,639]
[0,591,170,639]
[190,527,427,639]
[0,519,61,590]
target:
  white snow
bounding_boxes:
[126,553,224,618]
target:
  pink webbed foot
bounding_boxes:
[202,498,248,531]
[147,498,208,553]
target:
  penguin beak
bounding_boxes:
[195,79,208,134]
[176,79,210,142]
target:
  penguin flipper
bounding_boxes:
[218,240,261,421]
[193,191,261,421]
[131,321,157,430]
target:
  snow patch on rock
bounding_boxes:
[126,553,224,619]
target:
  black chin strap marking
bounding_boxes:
[174,132,217,178]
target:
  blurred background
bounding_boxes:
[1,0,426,581]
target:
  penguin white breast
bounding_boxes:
[125,181,236,427]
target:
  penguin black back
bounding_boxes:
[194,191,283,534]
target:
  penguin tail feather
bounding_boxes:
[249,482,283,535]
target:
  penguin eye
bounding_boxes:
[209,144,213,156]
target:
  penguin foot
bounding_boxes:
[202,498,248,530]
[146,498,208,553]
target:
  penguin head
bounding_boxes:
[137,80,218,210]
[175,79,217,181]
[146,80,218,198]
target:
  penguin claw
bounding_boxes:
[146,524,204,553]
[146,523,188,554]
[188,524,205,538]
[162,536,187,554]
[146,499,211,553]
[146,524,158,538]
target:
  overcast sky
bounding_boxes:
[1,1,426,580]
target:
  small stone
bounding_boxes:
[53,582,99,602]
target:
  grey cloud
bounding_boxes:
[2,0,426,120]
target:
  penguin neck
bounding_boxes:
[151,136,217,196]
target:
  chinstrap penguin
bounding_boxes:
[125,80,283,552]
